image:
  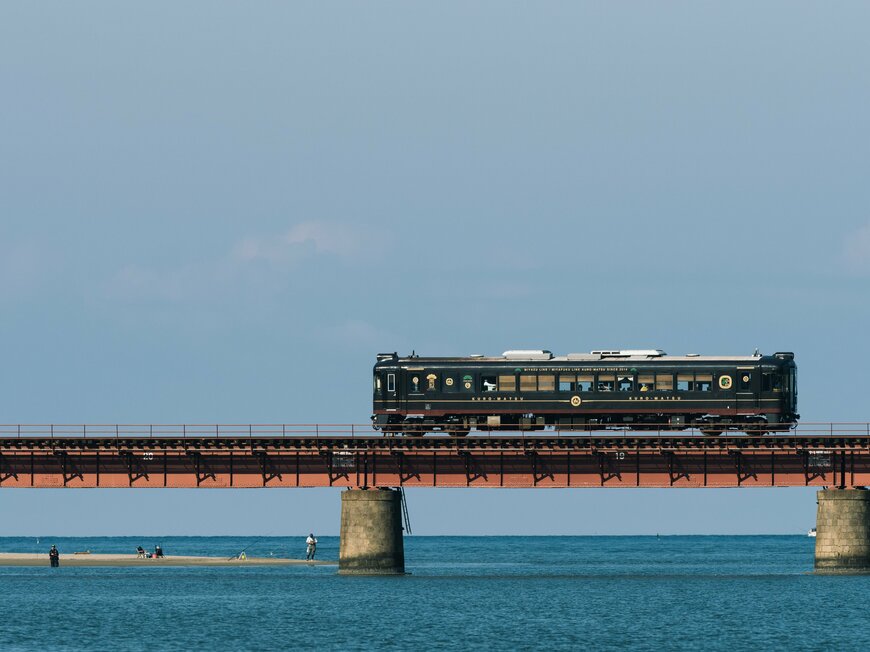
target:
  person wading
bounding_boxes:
[49,545,60,568]
[306,534,317,561]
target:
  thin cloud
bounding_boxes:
[233,221,378,264]
[111,263,223,302]
[844,222,870,274]
[110,221,387,303]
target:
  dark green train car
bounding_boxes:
[372,349,798,435]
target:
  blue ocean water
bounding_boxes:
[1,535,868,651]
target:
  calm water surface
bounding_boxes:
[1,536,868,651]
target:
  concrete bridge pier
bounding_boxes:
[815,488,870,572]
[338,488,405,575]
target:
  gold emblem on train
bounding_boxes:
[445,377,454,387]
[719,375,733,390]
[570,395,582,407]
[426,373,437,390]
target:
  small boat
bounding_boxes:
[807,528,817,537]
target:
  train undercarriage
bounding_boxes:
[373,413,795,436]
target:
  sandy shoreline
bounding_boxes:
[0,552,335,567]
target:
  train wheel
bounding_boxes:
[744,424,768,436]
[402,421,426,437]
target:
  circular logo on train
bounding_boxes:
[445,377,454,387]
[570,395,582,407]
[719,375,733,390]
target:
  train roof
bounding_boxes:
[377,350,795,365]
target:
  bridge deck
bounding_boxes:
[1,424,868,488]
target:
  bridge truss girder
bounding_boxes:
[0,435,863,488]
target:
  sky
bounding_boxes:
[1,1,869,536]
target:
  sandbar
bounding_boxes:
[0,552,335,567]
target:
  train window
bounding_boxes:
[696,374,712,392]
[762,373,781,392]
[481,375,497,392]
[539,375,555,391]
[656,374,673,391]
[577,374,594,391]
[520,374,537,391]
[739,373,752,390]
[409,376,423,393]
[638,374,654,392]
[559,374,575,392]
[498,375,516,392]
[617,376,634,392]
[387,373,395,392]
[677,374,693,391]
[597,374,615,392]
[444,376,458,393]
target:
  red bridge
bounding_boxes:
[1,422,869,489]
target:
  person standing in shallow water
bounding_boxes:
[306,534,317,561]
[49,545,59,568]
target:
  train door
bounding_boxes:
[384,370,398,411]
[736,370,757,412]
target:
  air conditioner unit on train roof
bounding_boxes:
[502,350,553,360]
[591,349,666,357]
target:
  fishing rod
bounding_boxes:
[227,533,275,561]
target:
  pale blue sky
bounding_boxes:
[1,2,869,535]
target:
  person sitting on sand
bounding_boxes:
[49,544,60,568]
[306,534,317,561]
[154,545,164,559]
[136,546,146,558]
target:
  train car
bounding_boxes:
[371,349,798,435]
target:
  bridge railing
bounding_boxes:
[1,423,870,441]
[0,424,360,439]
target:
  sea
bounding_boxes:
[1,535,868,651]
